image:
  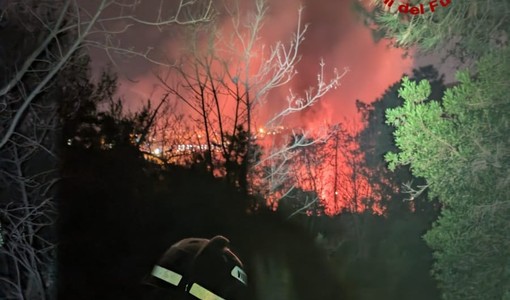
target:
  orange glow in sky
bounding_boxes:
[99,0,415,215]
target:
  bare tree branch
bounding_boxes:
[0,0,215,297]
[402,180,429,201]
[0,0,71,98]
[143,0,349,209]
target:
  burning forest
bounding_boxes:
[1,0,508,299]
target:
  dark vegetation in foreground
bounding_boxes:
[56,60,443,299]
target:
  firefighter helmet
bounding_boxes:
[143,235,248,300]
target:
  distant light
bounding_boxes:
[154,148,161,155]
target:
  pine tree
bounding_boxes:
[385,46,510,300]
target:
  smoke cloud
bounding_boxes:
[90,0,414,127]
[273,0,413,128]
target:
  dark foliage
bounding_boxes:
[58,68,347,298]
[59,145,348,299]
[312,66,448,300]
